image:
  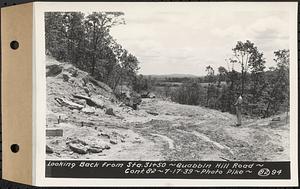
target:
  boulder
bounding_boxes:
[141,91,156,99]
[141,91,150,98]
[46,145,54,154]
[46,64,62,77]
[110,139,118,145]
[66,138,88,145]
[73,99,87,106]
[68,143,88,154]
[272,116,281,121]
[81,107,95,115]
[83,87,91,96]
[130,92,142,110]
[55,98,84,110]
[69,78,75,84]
[88,147,103,153]
[88,83,96,91]
[72,94,90,100]
[149,93,156,98]
[62,73,70,82]
[71,69,79,77]
[72,94,105,109]
[147,111,159,116]
[61,65,82,79]
[105,108,115,116]
[276,146,284,152]
[98,132,110,139]
[82,77,89,86]
[118,91,141,110]
[90,97,105,109]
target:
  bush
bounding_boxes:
[171,81,205,105]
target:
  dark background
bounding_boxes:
[0,0,299,188]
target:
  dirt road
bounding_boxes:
[47,98,289,161]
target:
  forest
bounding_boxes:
[45,12,140,93]
[45,12,289,118]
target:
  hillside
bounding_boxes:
[46,57,289,161]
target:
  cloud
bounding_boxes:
[110,9,291,76]
[248,16,289,40]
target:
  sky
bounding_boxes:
[110,4,290,76]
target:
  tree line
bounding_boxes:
[171,41,289,118]
[137,40,289,118]
[45,12,140,93]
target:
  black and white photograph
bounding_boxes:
[44,4,293,163]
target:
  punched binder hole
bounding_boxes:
[10,144,19,153]
[10,40,19,50]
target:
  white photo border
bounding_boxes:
[33,2,298,187]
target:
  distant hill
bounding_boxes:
[144,74,200,79]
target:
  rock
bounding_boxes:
[55,97,84,110]
[88,83,96,90]
[72,109,79,114]
[272,117,281,121]
[98,132,110,139]
[66,138,88,146]
[73,94,105,109]
[62,73,70,82]
[50,139,60,145]
[141,91,150,98]
[71,69,78,77]
[117,91,141,110]
[130,92,142,110]
[68,143,88,154]
[83,87,91,96]
[132,140,142,144]
[90,97,105,109]
[69,78,75,84]
[46,64,62,77]
[105,108,115,116]
[104,144,111,149]
[121,139,125,143]
[81,107,95,115]
[110,139,118,145]
[82,77,89,86]
[141,91,156,99]
[277,146,284,152]
[88,147,103,153]
[64,65,79,77]
[73,94,90,100]
[46,145,54,154]
[73,99,87,106]
[146,111,159,116]
[149,93,156,98]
